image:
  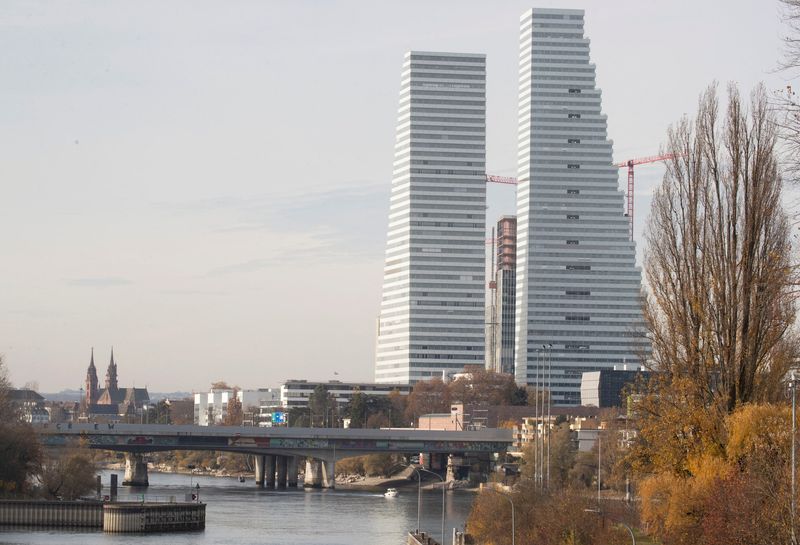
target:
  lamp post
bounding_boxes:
[534,348,541,488]
[789,371,798,545]
[417,467,446,545]
[390,462,443,543]
[546,343,552,488]
[584,508,635,545]
[495,491,515,545]
[405,466,422,533]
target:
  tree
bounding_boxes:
[288,406,310,427]
[447,368,522,406]
[365,412,390,429]
[347,391,367,428]
[308,385,338,427]
[0,355,15,421]
[145,399,172,424]
[404,378,450,423]
[363,453,402,477]
[223,395,243,426]
[0,423,42,496]
[0,355,42,496]
[637,404,794,545]
[39,452,97,500]
[631,84,798,544]
[778,0,800,181]
[467,481,629,545]
[387,389,408,427]
[643,83,795,414]
[548,423,577,489]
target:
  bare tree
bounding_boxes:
[777,0,800,181]
[644,83,796,413]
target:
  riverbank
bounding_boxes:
[98,462,477,492]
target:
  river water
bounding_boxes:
[0,470,476,545]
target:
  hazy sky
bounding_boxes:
[0,0,792,392]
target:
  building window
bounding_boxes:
[568,113,581,119]
[568,88,582,94]
[566,265,590,271]
[567,214,579,220]
[568,139,580,144]
[565,315,590,321]
[566,290,590,296]
[567,189,580,195]
[567,240,579,245]
[567,164,580,169]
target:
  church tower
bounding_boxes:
[105,347,119,392]
[85,347,98,405]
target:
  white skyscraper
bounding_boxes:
[375,51,486,384]
[514,8,649,405]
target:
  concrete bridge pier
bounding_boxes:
[276,456,288,488]
[122,453,149,487]
[304,459,322,488]
[446,454,456,483]
[265,455,276,488]
[287,456,298,487]
[321,459,335,489]
[254,455,266,487]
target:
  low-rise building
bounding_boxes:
[9,389,49,424]
[279,380,411,410]
[194,388,282,426]
[580,368,651,408]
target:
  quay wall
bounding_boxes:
[0,500,102,528]
[0,500,205,533]
[103,502,205,533]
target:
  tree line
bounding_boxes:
[0,356,97,500]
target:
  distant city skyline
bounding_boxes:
[0,1,790,391]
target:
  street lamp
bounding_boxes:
[494,491,515,545]
[584,509,636,545]
[389,462,444,543]
[788,371,798,545]
[417,467,446,545]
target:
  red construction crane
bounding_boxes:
[614,154,676,241]
[487,154,676,242]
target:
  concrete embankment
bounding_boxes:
[0,500,102,528]
[103,502,205,533]
[0,500,205,533]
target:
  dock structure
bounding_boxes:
[0,499,205,533]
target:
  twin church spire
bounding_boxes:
[84,347,118,405]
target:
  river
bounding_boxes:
[0,470,477,545]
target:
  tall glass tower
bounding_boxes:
[514,9,649,405]
[375,51,486,384]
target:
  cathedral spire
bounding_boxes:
[105,347,118,392]
[86,347,98,405]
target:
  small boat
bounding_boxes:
[238,476,246,483]
[384,488,399,498]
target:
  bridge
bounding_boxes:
[35,423,512,489]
